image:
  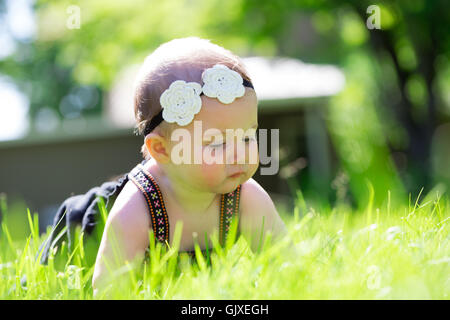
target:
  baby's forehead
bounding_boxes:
[195,90,258,129]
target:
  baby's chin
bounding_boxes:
[210,175,249,194]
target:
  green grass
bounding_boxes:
[0,189,448,300]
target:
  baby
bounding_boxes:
[91,37,287,292]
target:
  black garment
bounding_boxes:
[38,162,140,265]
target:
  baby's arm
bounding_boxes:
[239,178,288,252]
[92,181,150,296]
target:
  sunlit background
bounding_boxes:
[0,0,449,230]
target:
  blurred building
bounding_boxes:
[0,56,344,229]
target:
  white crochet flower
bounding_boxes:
[160,80,202,126]
[201,64,246,104]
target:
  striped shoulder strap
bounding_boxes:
[128,164,169,244]
[219,185,242,246]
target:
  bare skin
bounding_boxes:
[92,89,287,295]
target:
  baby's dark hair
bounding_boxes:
[133,36,253,160]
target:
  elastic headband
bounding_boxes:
[141,64,254,136]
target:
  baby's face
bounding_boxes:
[166,88,259,194]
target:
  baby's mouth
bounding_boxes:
[228,171,245,178]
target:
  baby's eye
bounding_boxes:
[243,133,257,143]
[208,141,225,148]
[243,136,255,143]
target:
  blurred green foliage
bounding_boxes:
[0,0,449,209]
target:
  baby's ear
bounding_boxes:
[145,133,170,164]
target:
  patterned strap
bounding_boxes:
[220,185,241,246]
[128,163,242,249]
[128,164,169,244]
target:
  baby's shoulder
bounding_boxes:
[107,179,151,230]
[239,178,277,219]
[238,179,287,248]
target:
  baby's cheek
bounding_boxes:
[200,163,224,187]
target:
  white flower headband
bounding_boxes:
[143,64,254,135]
